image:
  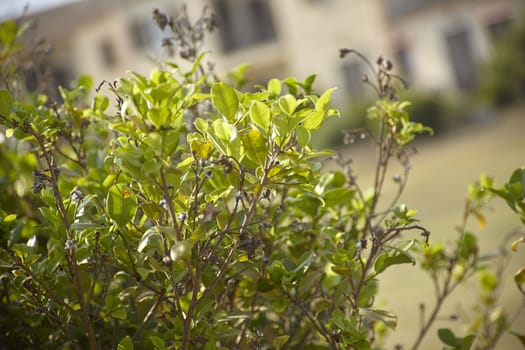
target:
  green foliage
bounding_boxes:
[487,167,525,296]
[0,12,523,350]
[438,328,475,350]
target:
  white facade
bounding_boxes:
[20,0,524,105]
[386,0,523,93]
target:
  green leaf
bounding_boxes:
[240,129,267,166]
[138,228,163,253]
[458,232,478,261]
[212,119,237,141]
[323,188,354,206]
[195,298,214,320]
[374,250,415,274]
[273,335,289,350]
[92,94,109,112]
[480,270,498,292]
[302,110,325,130]
[330,309,346,330]
[295,125,310,148]
[512,236,524,251]
[509,166,525,191]
[190,139,213,159]
[77,75,93,89]
[316,87,336,113]
[170,240,193,262]
[297,272,322,298]
[148,336,166,350]
[117,336,134,350]
[459,335,475,350]
[211,82,239,121]
[438,328,458,347]
[194,117,209,133]
[0,89,13,117]
[3,214,17,222]
[111,306,128,320]
[284,77,298,95]
[147,107,169,128]
[0,260,13,268]
[249,101,270,130]
[106,184,138,227]
[279,95,297,115]
[515,267,525,293]
[268,78,282,96]
[302,74,316,93]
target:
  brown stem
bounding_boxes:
[28,127,99,350]
[160,168,181,240]
[296,301,339,349]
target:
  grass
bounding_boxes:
[329,103,525,349]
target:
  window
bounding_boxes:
[213,0,277,51]
[445,29,477,91]
[341,61,366,98]
[99,38,117,68]
[129,19,155,49]
[487,18,513,41]
[395,46,412,80]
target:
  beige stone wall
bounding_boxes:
[25,0,524,101]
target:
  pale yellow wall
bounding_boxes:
[387,0,523,92]
[29,0,525,100]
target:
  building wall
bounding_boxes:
[23,0,524,104]
[386,0,523,93]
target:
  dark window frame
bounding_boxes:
[213,0,277,52]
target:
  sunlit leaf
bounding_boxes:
[279,95,297,115]
[117,336,134,350]
[273,335,289,350]
[148,336,166,350]
[315,87,336,113]
[190,139,213,159]
[302,74,316,93]
[194,117,209,133]
[4,214,17,222]
[249,101,270,130]
[268,78,281,96]
[473,210,486,229]
[512,236,524,251]
[106,184,138,227]
[92,95,109,112]
[138,228,163,253]
[170,240,193,262]
[240,129,267,166]
[295,124,310,148]
[212,119,237,141]
[147,107,169,128]
[302,110,325,130]
[283,77,298,95]
[211,82,239,121]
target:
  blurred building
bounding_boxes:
[11,0,525,103]
[385,0,521,93]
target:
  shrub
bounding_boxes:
[0,8,523,350]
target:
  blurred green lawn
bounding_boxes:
[330,103,525,349]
